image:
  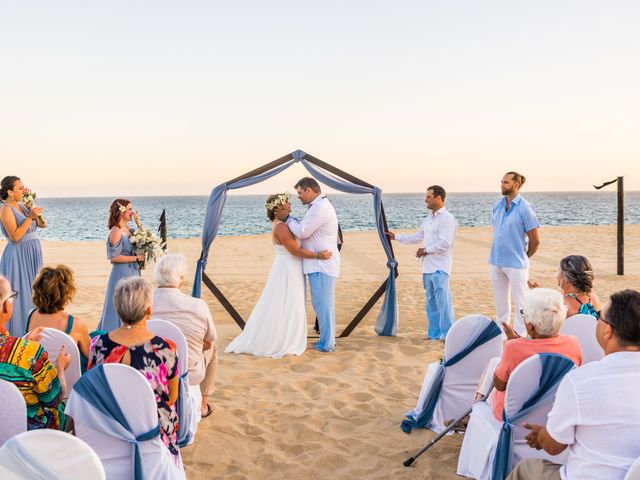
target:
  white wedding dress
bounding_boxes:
[225,234,307,358]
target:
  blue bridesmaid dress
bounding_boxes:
[0,204,43,336]
[97,232,140,332]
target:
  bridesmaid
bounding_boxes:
[97,198,145,332]
[0,176,44,336]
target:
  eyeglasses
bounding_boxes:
[1,290,18,304]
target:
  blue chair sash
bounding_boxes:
[176,370,193,447]
[401,320,502,433]
[491,353,575,480]
[75,366,161,480]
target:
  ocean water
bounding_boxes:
[25,191,640,242]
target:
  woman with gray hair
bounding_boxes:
[88,276,180,457]
[489,288,583,421]
[152,254,218,419]
[558,255,601,318]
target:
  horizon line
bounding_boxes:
[34,189,637,199]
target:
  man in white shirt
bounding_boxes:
[387,185,457,340]
[508,289,640,480]
[151,254,218,418]
[287,177,340,352]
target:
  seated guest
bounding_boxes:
[26,265,94,372]
[492,288,582,420]
[89,277,179,457]
[0,275,70,430]
[509,289,640,480]
[557,255,601,318]
[152,254,218,418]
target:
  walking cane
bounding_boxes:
[403,388,493,467]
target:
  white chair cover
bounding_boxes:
[35,328,82,395]
[625,457,640,480]
[0,380,27,447]
[406,315,504,433]
[147,319,200,446]
[0,429,105,480]
[65,363,185,480]
[561,314,604,364]
[457,354,572,479]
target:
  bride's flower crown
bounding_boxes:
[265,192,290,212]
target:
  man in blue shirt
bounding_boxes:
[489,172,540,335]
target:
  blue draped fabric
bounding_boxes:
[491,353,575,480]
[192,150,398,336]
[74,366,161,480]
[400,320,502,433]
[176,371,192,448]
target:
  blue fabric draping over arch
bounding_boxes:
[400,320,502,433]
[491,353,575,480]
[192,150,398,336]
[74,366,162,480]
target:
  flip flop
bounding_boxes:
[201,404,215,419]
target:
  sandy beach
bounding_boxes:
[2,225,639,479]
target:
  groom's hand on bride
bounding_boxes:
[318,250,332,260]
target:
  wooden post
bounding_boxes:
[617,176,624,275]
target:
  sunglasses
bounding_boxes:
[596,310,615,328]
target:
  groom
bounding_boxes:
[286,177,340,352]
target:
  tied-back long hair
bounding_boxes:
[108,198,131,229]
[0,176,20,201]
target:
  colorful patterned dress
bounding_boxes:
[88,333,179,455]
[0,328,67,430]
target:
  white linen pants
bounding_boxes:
[489,265,528,335]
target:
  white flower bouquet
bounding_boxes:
[21,190,47,228]
[130,228,165,270]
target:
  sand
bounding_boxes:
[2,225,639,479]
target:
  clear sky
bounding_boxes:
[1,1,639,197]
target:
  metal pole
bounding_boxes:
[617,176,624,275]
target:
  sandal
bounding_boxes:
[201,404,215,419]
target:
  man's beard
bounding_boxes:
[501,187,514,196]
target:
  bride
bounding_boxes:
[225,193,332,358]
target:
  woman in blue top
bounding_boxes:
[557,255,601,318]
[98,198,146,332]
[0,176,44,336]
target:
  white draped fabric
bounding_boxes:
[457,354,570,479]
[65,364,185,480]
[626,457,640,480]
[0,380,26,447]
[225,243,307,358]
[406,315,504,433]
[147,319,200,446]
[0,430,105,480]
[560,314,604,364]
[33,327,82,395]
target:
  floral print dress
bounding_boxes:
[88,333,179,455]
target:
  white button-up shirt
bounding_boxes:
[394,207,457,275]
[546,351,640,480]
[286,195,340,278]
[151,288,217,385]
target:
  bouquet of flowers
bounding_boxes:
[21,190,47,228]
[130,228,165,270]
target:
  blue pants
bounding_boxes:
[423,271,454,340]
[308,272,336,352]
